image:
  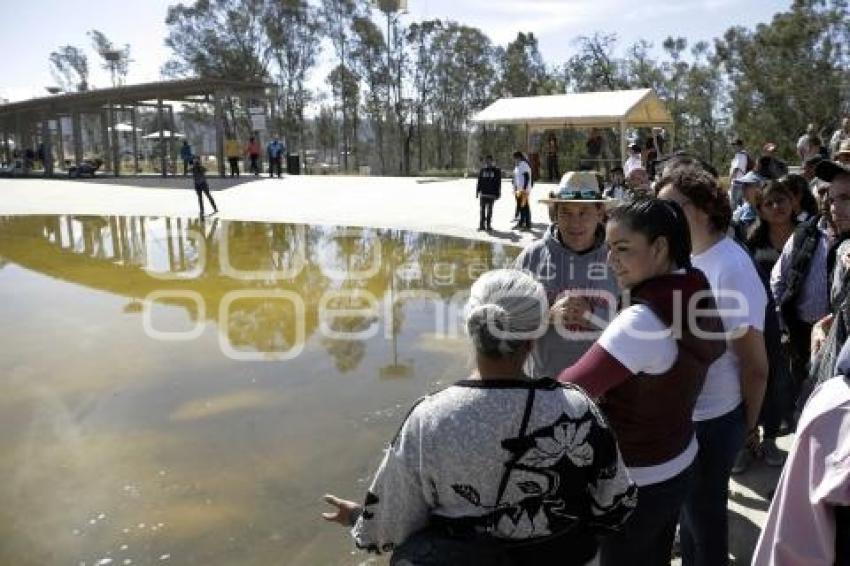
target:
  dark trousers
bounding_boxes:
[546,154,559,182]
[194,181,218,216]
[182,159,191,176]
[269,156,282,177]
[228,157,240,177]
[788,319,813,425]
[479,197,494,229]
[249,154,259,175]
[601,464,694,566]
[680,404,746,566]
[514,193,521,220]
[518,202,531,229]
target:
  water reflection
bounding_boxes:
[0,215,517,565]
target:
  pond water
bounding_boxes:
[0,215,518,566]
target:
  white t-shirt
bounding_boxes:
[729,151,748,181]
[596,303,697,486]
[691,237,767,421]
[513,160,532,191]
[624,155,642,177]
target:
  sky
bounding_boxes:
[0,0,789,105]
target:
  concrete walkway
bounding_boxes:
[0,173,785,564]
[0,174,557,248]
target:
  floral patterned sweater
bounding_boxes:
[351,377,637,558]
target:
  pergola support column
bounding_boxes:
[213,90,226,177]
[110,104,120,177]
[157,98,166,177]
[130,106,139,175]
[71,111,83,166]
[619,120,627,168]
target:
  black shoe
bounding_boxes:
[477,226,485,231]
[486,225,493,231]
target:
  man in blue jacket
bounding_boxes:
[475,155,501,231]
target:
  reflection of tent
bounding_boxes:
[142,130,184,139]
[108,123,141,133]
[470,88,673,164]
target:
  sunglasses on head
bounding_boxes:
[558,189,599,200]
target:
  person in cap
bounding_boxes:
[807,157,850,393]
[803,154,824,183]
[835,138,850,166]
[731,170,766,233]
[757,142,788,180]
[475,155,501,232]
[624,142,642,178]
[514,171,619,378]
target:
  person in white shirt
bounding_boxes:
[512,151,533,231]
[798,123,820,164]
[658,160,768,566]
[624,143,643,178]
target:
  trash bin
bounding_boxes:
[287,153,300,175]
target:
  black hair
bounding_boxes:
[745,180,797,248]
[607,198,693,270]
[485,154,493,160]
[781,173,818,217]
[512,151,524,160]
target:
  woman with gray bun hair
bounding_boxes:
[323,269,637,565]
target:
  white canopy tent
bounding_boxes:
[470,88,674,170]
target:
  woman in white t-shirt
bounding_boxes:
[657,160,768,566]
[559,199,726,565]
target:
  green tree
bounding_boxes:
[162,0,270,81]
[88,30,131,87]
[499,32,550,97]
[48,46,89,92]
[265,0,322,152]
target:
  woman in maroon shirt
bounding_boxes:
[559,199,725,566]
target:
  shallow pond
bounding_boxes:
[0,215,518,566]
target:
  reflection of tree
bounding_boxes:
[0,215,520,364]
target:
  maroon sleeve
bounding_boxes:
[557,343,634,398]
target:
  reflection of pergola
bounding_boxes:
[469,88,674,170]
[0,78,271,177]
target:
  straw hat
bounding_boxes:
[539,171,615,206]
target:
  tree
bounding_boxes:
[406,20,441,172]
[320,0,368,170]
[350,16,389,173]
[565,33,626,92]
[163,0,270,81]
[49,46,89,92]
[714,0,849,160]
[265,0,322,151]
[88,30,131,87]
[499,32,550,97]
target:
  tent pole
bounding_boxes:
[619,120,627,169]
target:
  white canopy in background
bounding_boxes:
[471,88,672,129]
[470,88,674,166]
[142,130,184,139]
[108,123,141,133]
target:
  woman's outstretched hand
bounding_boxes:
[322,494,361,526]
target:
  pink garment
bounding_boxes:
[752,377,850,565]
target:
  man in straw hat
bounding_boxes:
[515,171,619,377]
[835,139,850,166]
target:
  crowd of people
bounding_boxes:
[321,122,850,565]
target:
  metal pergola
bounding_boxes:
[0,78,273,178]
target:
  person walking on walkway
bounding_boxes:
[191,158,218,218]
[267,137,284,178]
[180,140,193,176]
[244,135,261,176]
[475,154,501,231]
[225,135,241,177]
[512,151,532,230]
